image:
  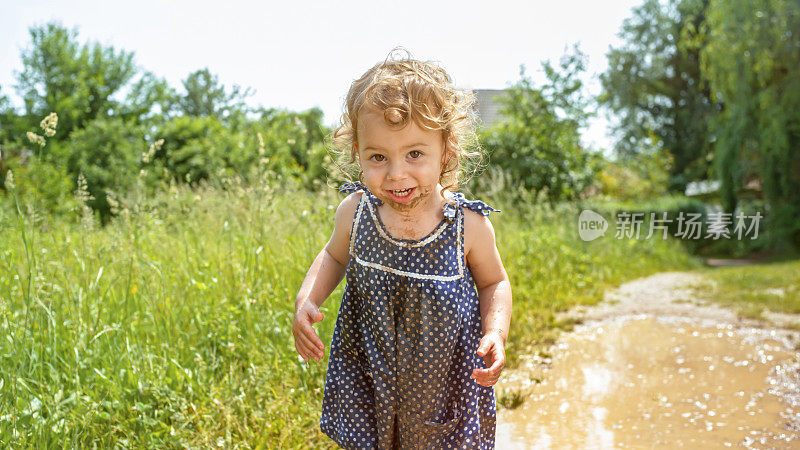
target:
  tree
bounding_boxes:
[149,115,233,186]
[250,107,330,184]
[176,68,253,119]
[67,117,143,222]
[702,0,800,247]
[0,85,17,145]
[480,47,599,201]
[119,71,178,129]
[600,0,716,192]
[14,22,137,143]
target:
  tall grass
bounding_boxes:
[0,169,700,447]
[694,258,800,321]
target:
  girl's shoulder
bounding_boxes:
[338,181,380,206]
[324,186,364,266]
[336,181,369,209]
[335,191,362,225]
[444,191,500,220]
[451,192,500,259]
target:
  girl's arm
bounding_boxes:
[293,192,361,362]
[465,210,512,386]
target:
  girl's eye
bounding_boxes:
[370,154,385,162]
[409,150,422,158]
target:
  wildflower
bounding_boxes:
[106,191,121,215]
[3,170,14,190]
[257,132,265,155]
[40,113,58,137]
[26,132,46,147]
[141,138,164,164]
[75,173,96,229]
[75,173,95,203]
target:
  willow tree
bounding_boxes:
[702,0,800,247]
[600,0,716,192]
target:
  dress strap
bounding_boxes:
[443,192,500,222]
[338,181,384,206]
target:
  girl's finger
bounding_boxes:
[300,321,324,350]
[473,368,501,385]
[486,358,504,375]
[472,368,489,377]
[475,370,499,381]
[294,340,311,362]
[297,331,323,358]
[477,378,496,387]
[477,340,492,356]
[294,330,317,354]
[303,334,325,359]
[304,330,324,353]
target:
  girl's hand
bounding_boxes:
[293,301,325,363]
[471,330,506,387]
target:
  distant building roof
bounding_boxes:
[472,89,509,128]
[685,177,763,199]
[685,180,720,197]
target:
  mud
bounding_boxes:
[495,272,800,448]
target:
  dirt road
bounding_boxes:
[495,272,800,449]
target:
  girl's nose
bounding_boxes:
[386,162,407,180]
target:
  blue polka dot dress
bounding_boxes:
[320,181,500,449]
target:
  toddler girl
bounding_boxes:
[292,48,513,449]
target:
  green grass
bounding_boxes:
[0,175,702,448]
[694,258,800,320]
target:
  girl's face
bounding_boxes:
[356,106,449,214]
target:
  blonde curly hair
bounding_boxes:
[330,47,484,194]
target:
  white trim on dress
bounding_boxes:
[353,255,463,282]
[349,192,465,280]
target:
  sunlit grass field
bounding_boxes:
[695,259,800,322]
[0,176,701,448]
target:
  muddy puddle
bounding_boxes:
[495,273,800,449]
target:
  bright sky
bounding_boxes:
[0,0,643,153]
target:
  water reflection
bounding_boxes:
[496,316,800,448]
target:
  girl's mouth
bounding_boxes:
[386,187,416,203]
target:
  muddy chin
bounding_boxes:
[382,186,435,215]
[495,315,800,449]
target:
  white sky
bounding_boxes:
[0,0,643,153]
